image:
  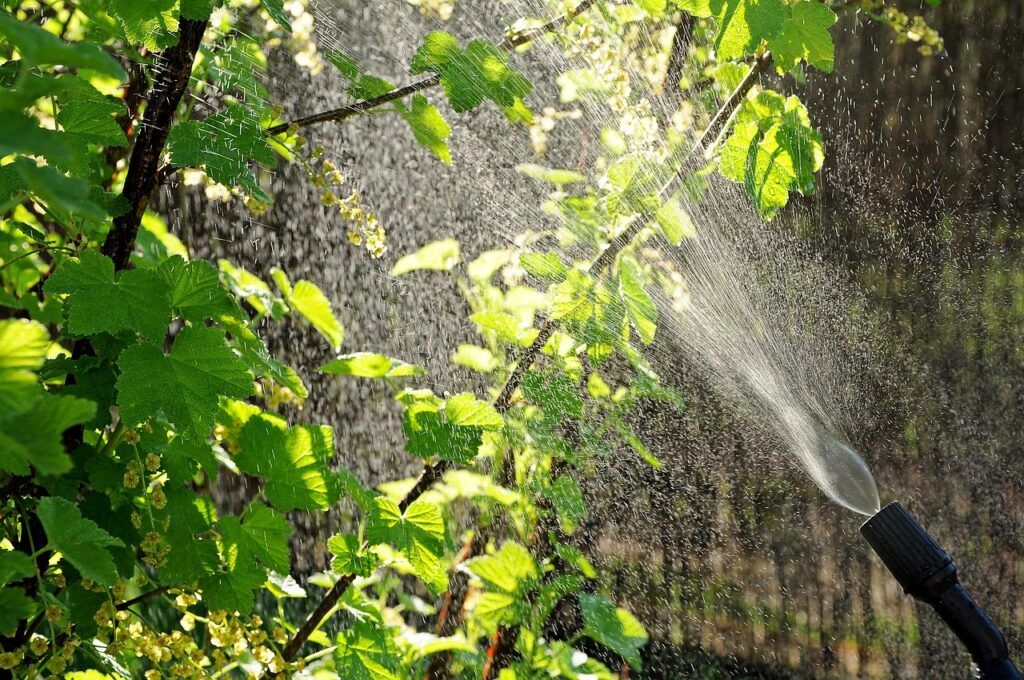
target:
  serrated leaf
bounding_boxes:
[328,534,380,577]
[399,95,451,164]
[365,497,447,594]
[0,394,96,475]
[45,251,172,341]
[57,98,127,146]
[465,541,538,594]
[235,414,331,511]
[403,410,483,465]
[391,238,460,276]
[579,594,648,669]
[444,392,503,430]
[0,111,72,165]
[522,371,583,419]
[260,0,292,30]
[334,618,400,680]
[236,502,292,574]
[103,0,178,50]
[220,315,308,400]
[159,255,238,322]
[116,325,252,440]
[768,1,837,73]
[0,319,48,419]
[618,257,657,344]
[168,105,276,201]
[37,496,124,587]
[199,565,265,614]
[410,32,531,113]
[0,11,125,78]
[719,93,824,218]
[705,0,788,60]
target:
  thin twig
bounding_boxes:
[267,0,598,135]
[265,74,440,136]
[500,0,597,49]
[280,573,356,661]
[116,585,171,611]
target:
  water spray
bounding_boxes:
[861,501,1021,679]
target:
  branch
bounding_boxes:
[116,585,171,611]
[280,573,356,661]
[265,74,440,136]
[266,0,598,135]
[100,18,209,271]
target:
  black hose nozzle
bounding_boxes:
[861,501,1021,679]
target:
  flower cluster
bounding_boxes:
[864,2,944,55]
[304,148,388,258]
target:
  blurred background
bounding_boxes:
[174,1,1024,676]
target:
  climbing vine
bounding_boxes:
[0,0,940,677]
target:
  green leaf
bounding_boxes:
[0,319,48,419]
[719,93,824,218]
[655,195,696,246]
[522,371,583,419]
[235,415,331,511]
[116,325,252,440]
[0,112,72,165]
[219,260,287,319]
[700,0,788,60]
[403,410,483,465]
[14,159,108,222]
[0,551,35,587]
[444,393,504,429]
[231,502,292,574]
[548,475,588,533]
[286,280,344,350]
[410,32,531,113]
[464,541,538,630]
[0,588,36,636]
[199,564,265,614]
[167,105,276,201]
[103,0,178,50]
[219,315,308,400]
[521,252,569,281]
[0,11,125,79]
[516,164,586,186]
[328,534,380,577]
[320,352,424,379]
[618,257,657,344]
[399,95,451,164]
[391,238,460,276]
[159,256,238,322]
[579,593,648,669]
[0,394,96,476]
[56,97,127,146]
[451,344,498,373]
[365,497,447,594]
[45,251,172,341]
[465,541,538,594]
[157,488,218,584]
[334,618,400,680]
[768,1,838,73]
[37,496,124,587]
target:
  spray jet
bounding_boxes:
[861,502,1021,679]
